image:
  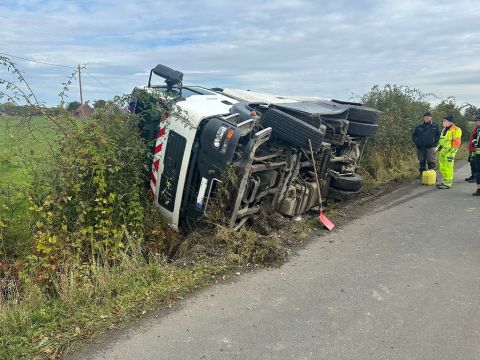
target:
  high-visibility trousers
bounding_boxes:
[439,151,455,187]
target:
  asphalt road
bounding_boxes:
[71,163,480,360]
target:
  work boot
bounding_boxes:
[473,188,480,196]
[437,184,451,189]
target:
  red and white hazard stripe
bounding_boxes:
[150,126,166,199]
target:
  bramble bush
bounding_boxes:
[25,110,149,285]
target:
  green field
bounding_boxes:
[0,115,60,257]
[0,115,60,185]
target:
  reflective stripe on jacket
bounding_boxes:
[438,124,462,155]
[476,130,480,155]
[469,127,480,153]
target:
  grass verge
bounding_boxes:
[0,212,322,359]
[0,258,231,359]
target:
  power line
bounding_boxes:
[83,69,120,94]
[1,51,122,96]
[0,52,75,69]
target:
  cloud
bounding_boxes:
[1,0,480,106]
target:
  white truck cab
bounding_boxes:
[149,89,239,230]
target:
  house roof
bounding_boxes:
[73,103,94,116]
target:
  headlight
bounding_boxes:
[213,126,227,148]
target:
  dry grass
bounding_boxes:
[0,257,229,359]
[361,150,418,191]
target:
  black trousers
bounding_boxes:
[474,154,480,185]
[468,153,475,176]
[417,147,436,172]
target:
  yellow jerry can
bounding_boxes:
[421,170,436,185]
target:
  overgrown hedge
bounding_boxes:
[24,111,149,286]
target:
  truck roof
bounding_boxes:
[142,85,238,128]
[220,88,331,104]
[176,92,237,128]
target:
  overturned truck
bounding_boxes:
[130,64,381,231]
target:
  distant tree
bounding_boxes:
[0,101,17,114]
[93,99,107,109]
[46,105,65,116]
[464,104,478,119]
[67,101,81,112]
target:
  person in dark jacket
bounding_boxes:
[412,111,441,175]
[465,115,480,182]
[472,121,480,196]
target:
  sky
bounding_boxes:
[1,0,480,107]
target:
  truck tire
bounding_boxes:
[332,100,381,124]
[347,121,378,137]
[347,105,381,124]
[262,108,325,149]
[327,187,362,201]
[330,174,363,191]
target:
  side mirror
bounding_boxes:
[148,64,184,88]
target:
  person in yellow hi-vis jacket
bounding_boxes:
[436,115,462,189]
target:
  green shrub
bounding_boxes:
[26,111,149,284]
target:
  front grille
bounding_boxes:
[158,131,186,212]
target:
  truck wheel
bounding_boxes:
[330,174,363,191]
[347,105,381,124]
[347,121,378,137]
[332,101,381,124]
[327,187,362,201]
[262,108,325,149]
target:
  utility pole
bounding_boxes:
[78,64,84,117]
